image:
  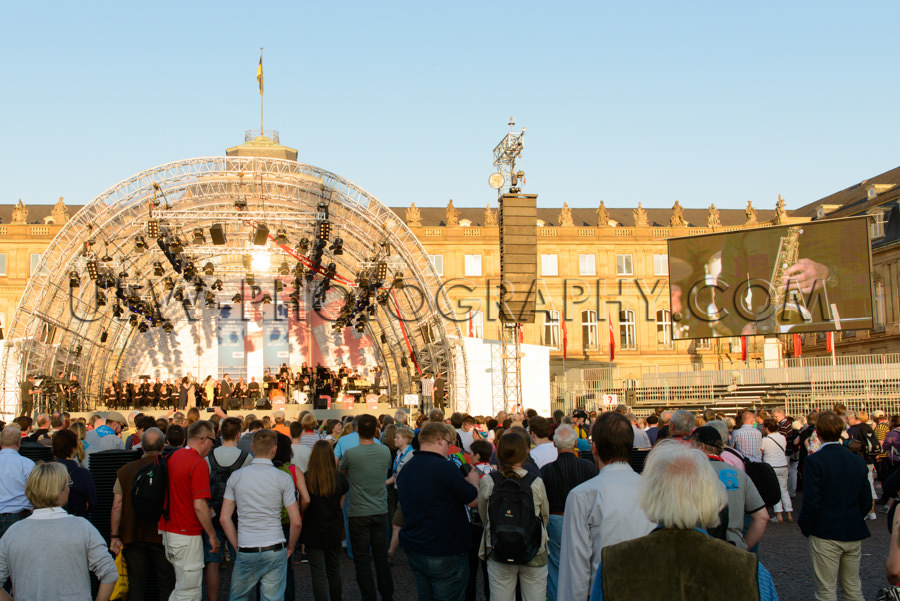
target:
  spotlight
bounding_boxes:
[329,238,343,255]
[316,221,331,241]
[203,262,215,276]
[293,263,305,278]
[101,249,113,262]
[69,271,80,288]
[86,260,99,280]
[153,262,164,276]
[173,287,184,302]
[129,314,138,326]
[96,291,107,306]
[401,357,408,367]
[297,238,310,252]
[205,292,217,308]
[275,230,288,246]
[134,236,148,251]
[194,279,206,292]
[274,280,284,292]
[232,293,242,304]
[211,279,223,291]
[278,261,290,276]
[169,238,183,255]
[138,322,149,333]
[163,276,175,290]
[393,272,405,290]
[113,304,123,318]
[261,294,272,304]
[148,220,159,237]
[183,261,196,279]
[292,277,303,290]
[375,260,388,282]
[163,321,174,333]
[192,229,206,245]
[316,201,329,220]
[118,270,129,279]
[245,273,255,286]
[325,263,337,279]
[235,195,247,210]
[182,297,193,309]
[377,291,389,306]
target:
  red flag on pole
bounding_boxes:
[792,333,802,358]
[467,311,474,338]
[826,331,833,353]
[561,311,568,361]
[608,312,615,362]
[741,336,748,361]
[518,324,524,344]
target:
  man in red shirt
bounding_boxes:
[159,420,220,601]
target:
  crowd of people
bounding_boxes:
[0,401,897,601]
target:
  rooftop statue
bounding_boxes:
[405,203,422,227]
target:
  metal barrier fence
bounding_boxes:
[553,353,900,417]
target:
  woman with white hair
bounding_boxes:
[0,461,118,601]
[588,440,779,601]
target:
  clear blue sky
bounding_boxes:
[3,1,899,213]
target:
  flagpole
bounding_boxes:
[259,48,264,135]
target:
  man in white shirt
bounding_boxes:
[0,426,35,540]
[220,429,301,601]
[558,412,654,601]
[529,416,558,469]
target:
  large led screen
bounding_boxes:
[667,216,873,340]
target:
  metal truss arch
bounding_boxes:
[1,157,468,417]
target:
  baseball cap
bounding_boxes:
[691,425,722,447]
[572,409,588,419]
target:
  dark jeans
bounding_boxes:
[123,541,176,601]
[348,514,393,601]
[307,546,342,601]
[405,548,469,601]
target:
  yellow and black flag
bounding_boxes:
[257,55,264,95]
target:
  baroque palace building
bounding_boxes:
[1,163,899,382]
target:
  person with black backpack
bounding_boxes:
[203,417,251,601]
[478,429,549,601]
[847,410,880,520]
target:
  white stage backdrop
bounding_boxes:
[462,337,551,417]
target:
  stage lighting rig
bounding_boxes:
[153,262,165,276]
[325,263,337,279]
[192,229,206,245]
[393,272,405,290]
[162,321,174,333]
[275,230,288,246]
[253,224,269,246]
[274,280,284,292]
[193,279,206,292]
[134,236,148,252]
[205,292,217,308]
[375,260,388,283]
[203,262,215,276]
[182,297,193,309]
[69,271,80,288]
[232,293,242,304]
[316,201,329,221]
[173,287,185,302]
[148,219,160,238]
[297,238,310,253]
[293,263,305,279]
[183,262,197,281]
[211,279,223,291]
[377,291,390,306]
[138,321,149,333]
[169,238,184,255]
[96,291,107,306]
[163,276,175,290]
[329,238,343,255]
[292,276,303,290]
[261,294,273,304]
[316,221,331,242]
[278,261,290,276]
[86,260,99,281]
[245,273,255,286]
[101,245,113,262]
[113,303,123,318]
[129,314,138,326]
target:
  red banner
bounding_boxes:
[826,331,834,353]
[561,312,568,361]
[741,336,748,361]
[608,312,615,362]
[792,333,802,358]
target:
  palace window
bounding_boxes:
[653,254,669,276]
[581,310,599,350]
[579,254,596,276]
[656,309,672,348]
[619,309,636,350]
[543,310,560,349]
[30,253,42,276]
[470,310,484,338]
[0,254,7,276]
[616,254,633,276]
[541,254,559,277]
[464,254,482,277]
[429,254,444,276]
[874,280,885,330]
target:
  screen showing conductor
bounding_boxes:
[667,216,874,340]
